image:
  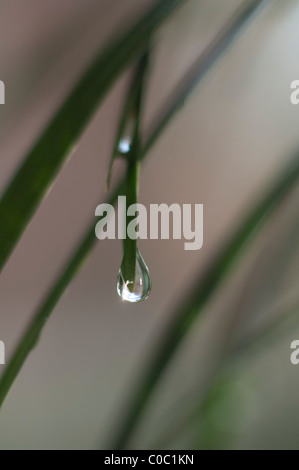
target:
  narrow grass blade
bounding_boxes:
[106,71,139,191]
[0,0,186,271]
[0,182,120,407]
[0,0,271,417]
[121,50,150,287]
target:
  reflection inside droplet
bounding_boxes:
[117,251,151,303]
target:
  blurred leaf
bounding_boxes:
[113,152,299,448]
[145,213,299,449]
[155,373,256,450]
[144,0,271,152]
[233,295,299,357]
[0,0,186,271]
[197,376,254,450]
[148,293,299,449]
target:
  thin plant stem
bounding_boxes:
[121,50,150,286]
[106,50,150,191]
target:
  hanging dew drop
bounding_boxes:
[117,251,151,303]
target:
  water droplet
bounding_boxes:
[118,137,131,155]
[117,115,135,155]
[117,251,151,303]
